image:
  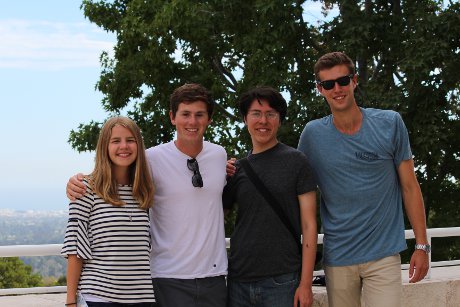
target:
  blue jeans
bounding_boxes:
[227,272,299,307]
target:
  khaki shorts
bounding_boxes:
[324,254,402,307]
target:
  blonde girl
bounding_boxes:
[62,117,155,307]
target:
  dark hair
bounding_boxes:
[238,86,287,123]
[169,83,214,118]
[314,52,355,80]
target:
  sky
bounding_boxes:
[0,1,114,211]
[0,1,334,212]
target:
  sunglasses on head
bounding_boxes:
[317,74,354,90]
[187,158,203,188]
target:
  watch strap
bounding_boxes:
[415,244,431,254]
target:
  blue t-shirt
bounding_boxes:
[298,108,411,266]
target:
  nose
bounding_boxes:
[120,140,129,148]
[259,114,268,123]
[189,114,201,125]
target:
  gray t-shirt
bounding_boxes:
[223,143,316,281]
[298,108,411,266]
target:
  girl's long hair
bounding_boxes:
[88,116,154,209]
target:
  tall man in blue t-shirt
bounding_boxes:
[297,51,429,307]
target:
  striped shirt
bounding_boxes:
[61,180,155,303]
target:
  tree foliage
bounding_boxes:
[0,257,43,289]
[73,0,331,154]
[71,0,460,257]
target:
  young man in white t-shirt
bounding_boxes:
[66,83,228,307]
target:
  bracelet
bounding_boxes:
[65,303,76,306]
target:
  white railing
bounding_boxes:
[1,227,459,295]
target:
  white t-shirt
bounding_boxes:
[146,141,228,279]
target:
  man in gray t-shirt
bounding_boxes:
[224,86,317,307]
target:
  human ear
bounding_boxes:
[316,84,324,96]
[352,74,358,89]
[169,110,176,125]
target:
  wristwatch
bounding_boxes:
[415,244,431,254]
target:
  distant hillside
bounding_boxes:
[0,210,68,278]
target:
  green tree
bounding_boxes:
[0,257,43,289]
[56,275,67,286]
[70,0,460,258]
[71,0,327,155]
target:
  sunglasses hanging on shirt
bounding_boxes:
[187,158,204,188]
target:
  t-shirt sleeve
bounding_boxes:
[297,123,311,155]
[61,180,94,260]
[296,152,317,196]
[392,112,413,167]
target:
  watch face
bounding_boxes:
[416,244,431,253]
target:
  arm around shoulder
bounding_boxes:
[66,173,87,201]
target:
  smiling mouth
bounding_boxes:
[186,128,198,132]
[117,153,131,157]
[256,128,270,132]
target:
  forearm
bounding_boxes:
[398,160,428,244]
[66,254,83,304]
[295,192,317,306]
[300,222,317,286]
[402,185,428,244]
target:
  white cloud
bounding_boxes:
[0,19,115,70]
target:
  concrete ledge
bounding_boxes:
[1,266,459,307]
[312,286,328,306]
[403,279,460,307]
[401,265,460,307]
[0,293,64,307]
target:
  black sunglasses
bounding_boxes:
[317,74,354,90]
[187,158,203,188]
